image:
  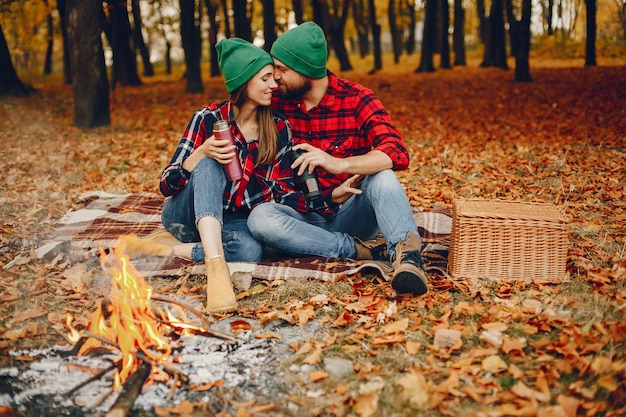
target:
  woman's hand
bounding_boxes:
[200,135,237,165]
[331,174,364,204]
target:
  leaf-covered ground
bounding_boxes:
[1,57,625,416]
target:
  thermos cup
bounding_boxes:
[213,120,243,181]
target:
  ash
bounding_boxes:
[0,317,323,417]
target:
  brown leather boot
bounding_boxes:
[205,255,238,313]
[354,234,388,260]
[391,232,429,296]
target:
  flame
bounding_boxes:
[66,236,173,389]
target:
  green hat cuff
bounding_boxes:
[271,44,327,79]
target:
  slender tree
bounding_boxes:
[105,0,142,88]
[131,0,154,76]
[292,0,304,24]
[233,0,252,41]
[352,0,369,57]
[326,0,353,70]
[584,0,597,66]
[476,0,488,43]
[44,0,53,75]
[66,0,110,127]
[263,0,277,50]
[57,0,72,84]
[205,0,221,76]
[405,0,417,55]
[368,0,382,72]
[452,0,466,65]
[506,0,532,81]
[388,0,402,63]
[480,0,508,69]
[416,0,437,72]
[180,0,203,92]
[0,24,32,97]
[220,0,231,37]
[439,0,452,69]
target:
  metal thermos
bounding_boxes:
[289,149,323,204]
[213,120,243,181]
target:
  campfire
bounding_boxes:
[63,235,236,416]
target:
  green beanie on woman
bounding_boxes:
[270,22,328,79]
[216,38,274,93]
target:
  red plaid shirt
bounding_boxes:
[159,101,314,213]
[272,71,409,206]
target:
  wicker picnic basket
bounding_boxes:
[448,199,569,282]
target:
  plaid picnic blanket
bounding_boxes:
[36,192,452,285]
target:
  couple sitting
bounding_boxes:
[155,22,427,313]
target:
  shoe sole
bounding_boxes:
[391,267,429,296]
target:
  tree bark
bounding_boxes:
[480,0,508,69]
[476,0,488,43]
[326,0,353,71]
[180,0,204,93]
[205,0,221,77]
[108,0,142,88]
[584,0,597,66]
[263,0,277,51]
[44,0,53,75]
[506,0,532,81]
[368,0,382,73]
[452,0,466,65]
[66,0,110,127]
[292,0,304,24]
[131,0,154,76]
[405,0,416,55]
[353,0,369,57]
[439,0,451,69]
[0,24,32,97]
[233,0,252,41]
[221,0,231,37]
[416,0,437,72]
[388,0,402,63]
[57,0,72,84]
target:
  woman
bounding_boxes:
[159,38,301,313]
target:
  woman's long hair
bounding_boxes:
[231,85,278,167]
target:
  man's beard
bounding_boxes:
[277,78,312,99]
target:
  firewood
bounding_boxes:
[105,362,151,417]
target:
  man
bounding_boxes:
[247,22,428,296]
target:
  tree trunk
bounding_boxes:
[221,0,231,37]
[368,0,382,72]
[205,0,221,77]
[388,0,401,63]
[353,0,369,57]
[131,0,154,76]
[57,0,72,84]
[547,0,554,34]
[452,0,466,65]
[480,0,508,69]
[416,0,437,72]
[506,0,532,81]
[584,0,597,66]
[0,24,32,97]
[326,0,353,71]
[44,1,53,75]
[263,0,277,51]
[108,0,142,88]
[233,0,252,41]
[292,0,304,24]
[405,0,416,55]
[476,0,488,43]
[66,0,110,127]
[180,0,203,93]
[439,0,451,69]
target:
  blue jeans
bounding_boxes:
[247,170,420,260]
[161,157,264,262]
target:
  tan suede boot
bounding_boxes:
[354,234,388,260]
[391,232,429,296]
[205,255,238,313]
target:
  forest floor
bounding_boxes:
[1,55,625,417]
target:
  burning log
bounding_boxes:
[105,362,152,417]
[82,331,189,384]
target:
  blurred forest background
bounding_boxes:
[1,0,625,127]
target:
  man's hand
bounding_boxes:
[291,143,349,175]
[331,174,364,204]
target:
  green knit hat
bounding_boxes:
[270,22,327,79]
[216,38,274,93]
